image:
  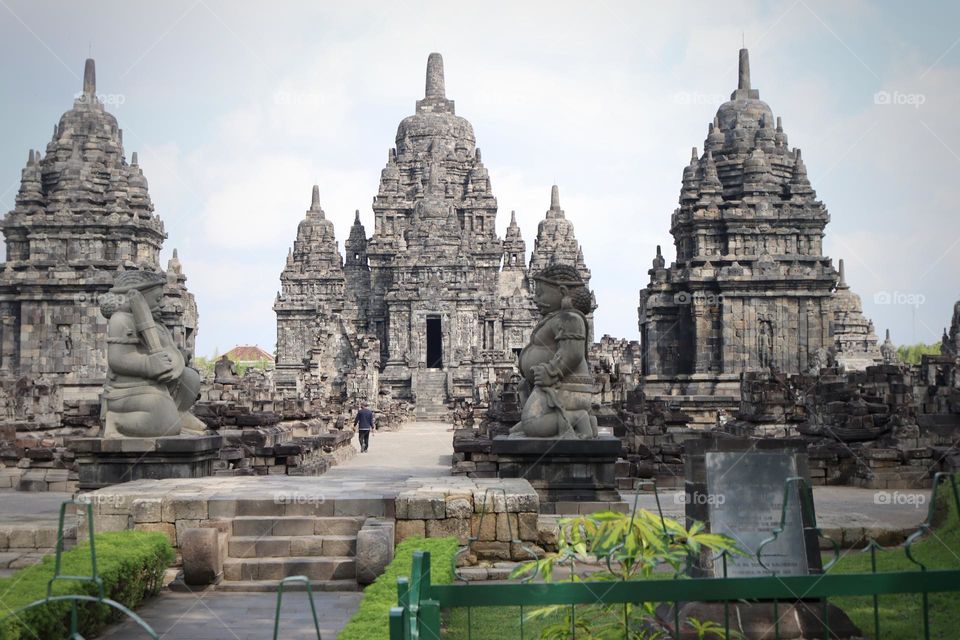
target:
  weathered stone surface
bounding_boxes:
[180,528,222,586]
[425,518,470,544]
[356,520,395,585]
[444,496,472,519]
[394,519,425,542]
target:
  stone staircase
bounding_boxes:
[220,515,365,591]
[414,370,449,421]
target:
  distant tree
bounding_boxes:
[193,356,215,377]
[897,342,942,365]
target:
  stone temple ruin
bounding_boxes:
[0,59,197,432]
[274,53,592,418]
[0,46,955,599]
[638,49,881,423]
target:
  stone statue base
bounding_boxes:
[70,434,222,490]
[491,435,621,506]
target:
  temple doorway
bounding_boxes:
[426,316,443,368]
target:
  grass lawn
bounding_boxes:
[825,488,960,640]
[444,490,960,639]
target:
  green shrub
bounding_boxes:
[0,530,174,640]
[897,342,942,365]
[338,536,458,640]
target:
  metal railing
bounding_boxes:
[390,472,960,640]
[3,499,160,640]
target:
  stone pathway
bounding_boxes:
[95,421,453,638]
[97,590,363,639]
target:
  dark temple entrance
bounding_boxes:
[426,316,443,368]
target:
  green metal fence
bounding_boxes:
[389,472,960,640]
[4,499,160,640]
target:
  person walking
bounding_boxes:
[354,402,375,452]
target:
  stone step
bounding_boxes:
[223,556,356,582]
[231,516,364,537]
[216,579,360,593]
[228,535,357,558]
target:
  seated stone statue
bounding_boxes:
[100,270,205,438]
[509,264,598,439]
[214,354,239,384]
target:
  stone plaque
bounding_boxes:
[704,451,809,577]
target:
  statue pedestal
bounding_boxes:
[70,435,222,490]
[491,436,621,505]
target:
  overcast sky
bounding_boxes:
[1,0,958,357]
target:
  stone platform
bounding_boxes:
[491,435,622,505]
[71,435,223,490]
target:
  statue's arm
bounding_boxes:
[107,314,177,379]
[535,312,587,386]
[106,314,150,377]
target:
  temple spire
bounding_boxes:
[837,258,848,288]
[425,52,445,99]
[511,210,517,225]
[354,209,361,224]
[738,48,751,91]
[83,58,96,96]
[311,184,320,210]
[550,185,561,210]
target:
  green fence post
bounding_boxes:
[390,607,406,640]
[273,575,322,640]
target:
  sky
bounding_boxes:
[0,0,958,357]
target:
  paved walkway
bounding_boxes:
[98,590,363,640]
[622,485,931,530]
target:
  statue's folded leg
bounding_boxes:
[106,392,181,438]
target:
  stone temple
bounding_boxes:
[0,59,197,424]
[638,48,880,407]
[274,53,592,415]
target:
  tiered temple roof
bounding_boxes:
[639,48,880,383]
[0,59,196,390]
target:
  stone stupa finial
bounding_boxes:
[837,258,848,289]
[738,48,751,91]
[550,185,561,210]
[311,185,321,210]
[354,209,361,223]
[511,210,517,225]
[425,52,445,99]
[83,58,96,96]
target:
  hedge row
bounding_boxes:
[0,530,175,640]
[338,536,458,640]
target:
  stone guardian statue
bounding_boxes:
[99,270,205,438]
[509,263,598,439]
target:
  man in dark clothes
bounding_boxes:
[354,403,375,452]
